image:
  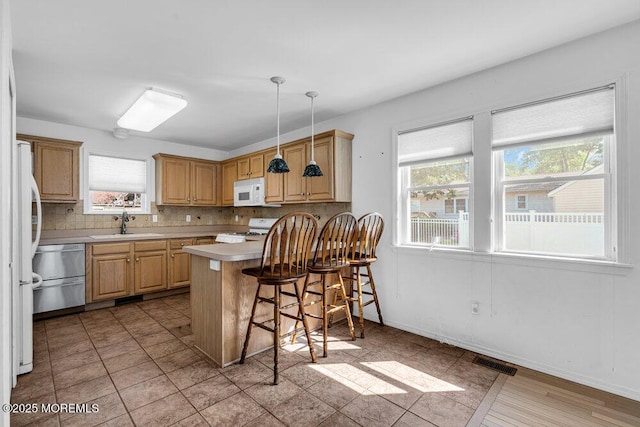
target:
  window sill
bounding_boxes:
[391,244,632,275]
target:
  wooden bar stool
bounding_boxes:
[347,212,384,338]
[239,212,318,385]
[292,212,357,357]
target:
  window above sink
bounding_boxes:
[84,154,151,214]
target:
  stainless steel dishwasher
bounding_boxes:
[32,244,86,314]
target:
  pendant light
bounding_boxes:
[302,91,323,177]
[267,76,290,174]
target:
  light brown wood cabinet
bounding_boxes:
[221,161,237,206]
[219,129,353,206]
[264,149,284,204]
[154,154,220,206]
[88,236,214,302]
[277,130,352,203]
[88,243,132,302]
[133,240,168,294]
[168,238,194,289]
[168,237,215,288]
[18,134,82,203]
[237,154,264,180]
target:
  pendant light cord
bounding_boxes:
[310,95,315,162]
[276,81,281,155]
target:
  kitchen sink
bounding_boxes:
[90,233,164,239]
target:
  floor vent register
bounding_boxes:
[472,356,518,376]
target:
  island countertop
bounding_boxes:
[183,236,265,262]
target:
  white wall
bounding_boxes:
[236,21,640,400]
[346,21,640,400]
[0,0,12,424]
[16,117,228,203]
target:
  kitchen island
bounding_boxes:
[184,240,342,367]
[184,239,273,367]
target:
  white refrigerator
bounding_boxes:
[10,139,42,382]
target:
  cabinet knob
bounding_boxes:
[300,192,304,196]
[180,243,184,246]
[171,254,175,258]
[187,198,191,202]
[194,198,197,201]
[127,258,130,262]
[307,192,311,196]
[135,258,140,262]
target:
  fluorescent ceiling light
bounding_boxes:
[117,88,187,132]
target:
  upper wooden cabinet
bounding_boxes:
[221,161,237,206]
[237,153,264,180]
[154,154,220,206]
[264,149,284,204]
[219,129,353,205]
[18,134,82,203]
[278,130,352,203]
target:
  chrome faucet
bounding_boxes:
[120,211,129,234]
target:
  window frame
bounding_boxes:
[83,152,152,215]
[515,194,528,210]
[395,116,474,249]
[392,78,626,266]
[491,86,616,261]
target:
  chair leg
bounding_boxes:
[293,281,316,363]
[240,283,262,364]
[355,266,365,338]
[273,285,280,385]
[291,273,311,345]
[337,272,356,341]
[367,264,384,326]
[322,273,328,357]
[327,273,339,328]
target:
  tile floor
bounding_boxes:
[11,293,501,426]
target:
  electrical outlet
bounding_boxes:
[234,214,239,222]
[186,215,191,222]
[152,215,158,223]
[471,302,479,315]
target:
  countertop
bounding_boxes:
[38,225,248,245]
[183,236,265,262]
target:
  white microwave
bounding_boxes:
[234,177,277,207]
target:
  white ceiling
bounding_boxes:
[10,1,640,150]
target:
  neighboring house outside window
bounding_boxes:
[444,197,468,215]
[84,154,150,214]
[492,86,615,259]
[398,117,473,248]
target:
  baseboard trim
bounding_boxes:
[380,318,640,402]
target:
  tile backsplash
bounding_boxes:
[41,201,352,231]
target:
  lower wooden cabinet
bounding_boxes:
[134,241,168,294]
[89,243,132,302]
[91,253,131,300]
[169,239,194,289]
[87,236,214,302]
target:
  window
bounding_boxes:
[516,195,528,210]
[492,86,615,259]
[85,154,150,214]
[398,117,473,247]
[444,198,468,214]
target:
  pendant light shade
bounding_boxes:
[303,91,323,177]
[267,76,290,174]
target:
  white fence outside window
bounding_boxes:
[411,211,604,255]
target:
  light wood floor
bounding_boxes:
[471,366,640,427]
